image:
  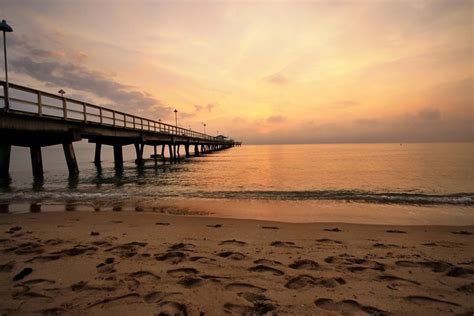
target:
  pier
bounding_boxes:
[0,81,241,179]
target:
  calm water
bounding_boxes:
[1,143,473,224]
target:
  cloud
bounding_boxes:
[206,103,216,111]
[10,58,172,119]
[8,37,173,117]
[265,72,289,85]
[194,103,217,112]
[266,115,286,124]
[416,107,440,121]
[322,100,359,109]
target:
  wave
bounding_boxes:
[1,189,473,207]
[186,190,474,206]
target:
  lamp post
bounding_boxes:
[201,122,206,134]
[174,109,178,126]
[58,89,65,97]
[0,19,13,111]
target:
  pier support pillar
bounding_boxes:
[62,142,79,176]
[94,143,102,165]
[30,146,44,179]
[176,144,180,159]
[194,145,199,156]
[134,143,144,164]
[0,144,11,178]
[153,145,157,162]
[113,144,123,170]
[161,144,165,161]
[185,144,190,157]
[168,144,174,161]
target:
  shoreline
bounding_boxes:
[1,211,473,314]
[1,199,474,226]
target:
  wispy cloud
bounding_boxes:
[266,115,286,124]
[265,72,289,85]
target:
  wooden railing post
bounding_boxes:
[112,111,116,126]
[3,82,9,111]
[37,92,42,116]
[83,103,87,122]
[99,107,103,124]
[62,98,67,119]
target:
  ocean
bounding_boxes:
[1,142,473,225]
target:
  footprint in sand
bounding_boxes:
[386,230,406,234]
[248,265,284,276]
[324,228,342,232]
[96,258,116,274]
[395,260,453,273]
[167,267,199,277]
[71,280,115,292]
[219,239,247,246]
[217,251,246,260]
[315,298,387,315]
[155,251,188,264]
[106,242,147,258]
[0,261,15,272]
[377,274,420,286]
[53,245,98,257]
[155,222,170,226]
[325,255,385,272]
[285,275,345,290]
[372,243,400,249]
[36,307,66,314]
[262,226,279,230]
[224,302,276,315]
[168,243,196,252]
[316,238,343,245]
[129,270,161,288]
[207,224,222,228]
[254,259,282,266]
[178,276,203,288]
[456,283,474,294]
[4,242,44,255]
[144,291,180,304]
[156,301,188,316]
[451,231,471,235]
[225,282,267,293]
[405,296,460,307]
[270,241,302,248]
[289,259,319,270]
[88,293,141,308]
[445,266,474,277]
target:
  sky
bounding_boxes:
[0,0,472,144]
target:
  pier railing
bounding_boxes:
[0,81,219,142]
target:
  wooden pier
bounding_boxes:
[0,81,241,180]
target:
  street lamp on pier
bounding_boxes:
[0,19,13,110]
[58,89,66,97]
[201,122,206,134]
[174,109,178,126]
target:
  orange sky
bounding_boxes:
[1,0,472,143]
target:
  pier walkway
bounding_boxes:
[0,81,241,179]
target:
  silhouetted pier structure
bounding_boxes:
[0,81,241,179]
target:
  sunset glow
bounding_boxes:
[1,0,472,143]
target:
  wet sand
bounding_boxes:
[0,211,473,315]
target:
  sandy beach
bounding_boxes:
[0,210,472,315]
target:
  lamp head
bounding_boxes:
[0,20,13,33]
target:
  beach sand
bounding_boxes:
[0,211,473,315]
